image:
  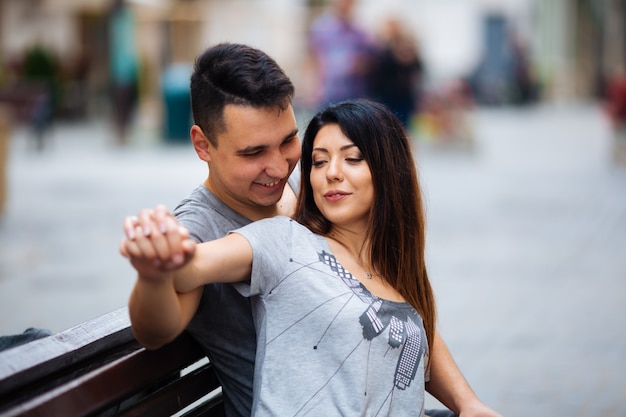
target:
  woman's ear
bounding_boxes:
[190,125,212,162]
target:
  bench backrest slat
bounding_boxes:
[0,308,133,395]
[0,308,223,417]
[115,363,223,417]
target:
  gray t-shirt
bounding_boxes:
[173,171,299,417]
[235,216,428,416]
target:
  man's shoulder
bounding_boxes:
[174,185,250,242]
[173,185,218,220]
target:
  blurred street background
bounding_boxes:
[1,0,626,415]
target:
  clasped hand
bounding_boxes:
[119,204,196,281]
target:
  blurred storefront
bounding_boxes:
[0,0,307,136]
[533,0,626,102]
[1,0,625,129]
[0,0,186,129]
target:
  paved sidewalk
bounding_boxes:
[0,104,625,416]
[419,104,626,415]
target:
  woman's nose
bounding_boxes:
[325,158,343,182]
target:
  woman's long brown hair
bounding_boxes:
[295,99,436,362]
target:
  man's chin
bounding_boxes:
[253,186,285,203]
[254,197,282,208]
[249,190,282,206]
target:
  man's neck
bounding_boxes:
[274,184,297,218]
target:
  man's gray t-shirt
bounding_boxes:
[234,216,428,416]
[173,172,299,417]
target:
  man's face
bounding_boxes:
[205,104,301,220]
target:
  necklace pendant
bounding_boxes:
[365,272,372,279]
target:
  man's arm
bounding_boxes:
[128,280,202,350]
[123,207,202,349]
[426,331,503,417]
[123,206,254,349]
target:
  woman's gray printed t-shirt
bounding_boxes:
[234,216,428,417]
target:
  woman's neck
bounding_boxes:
[326,226,370,267]
[325,227,404,302]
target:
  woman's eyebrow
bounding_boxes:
[312,144,357,153]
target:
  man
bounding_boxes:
[127,43,501,417]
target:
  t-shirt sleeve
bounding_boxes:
[231,216,294,297]
[174,199,223,243]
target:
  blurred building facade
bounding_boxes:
[533,0,626,101]
[0,0,625,130]
[0,0,308,133]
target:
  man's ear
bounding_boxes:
[190,125,212,162]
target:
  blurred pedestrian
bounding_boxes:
[21,45,57,150]
[108,0,139,145]
[604,66,626,164]
[307,0,376,109]
[509,32,536,105]
[0,105,9,216]
[605,67,626,128]
[369,17,424,128]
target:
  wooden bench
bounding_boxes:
[0,308,224,417]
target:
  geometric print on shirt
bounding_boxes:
[317,250,424,391]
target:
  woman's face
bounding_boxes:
[310,124,374,231]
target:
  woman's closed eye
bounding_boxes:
[312,156,363,167]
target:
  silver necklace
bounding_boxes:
[329,235,378,279]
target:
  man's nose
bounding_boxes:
[265,150,290,178]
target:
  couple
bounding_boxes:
[121,43,501,417]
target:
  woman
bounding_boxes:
[122,99,436,416]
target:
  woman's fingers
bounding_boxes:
[123,215,139,240]
[122,206,190,270]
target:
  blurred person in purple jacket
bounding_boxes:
[307,0,376,109]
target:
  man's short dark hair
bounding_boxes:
[190,43,295,146]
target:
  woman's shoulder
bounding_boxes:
[256,216,302,227]
[259,215,292,222]
[241,216,312,236]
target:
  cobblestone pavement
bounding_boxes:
[1,104,625,416]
